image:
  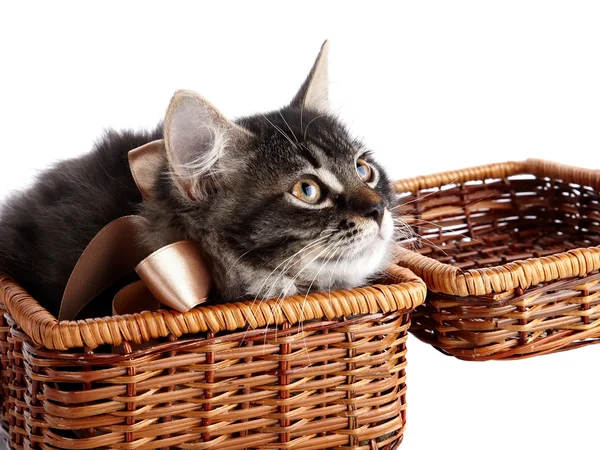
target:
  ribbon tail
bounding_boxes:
[59,216,152,321]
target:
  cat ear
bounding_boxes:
[290,40,330,112]
[164,90,252,200]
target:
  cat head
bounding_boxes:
[160,42,400,301]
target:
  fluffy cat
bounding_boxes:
[0,42,397,317]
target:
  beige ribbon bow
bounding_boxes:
[57,140,213,321]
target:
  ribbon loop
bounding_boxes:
[135,240,212,312]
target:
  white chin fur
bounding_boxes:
[379,208,394,241]
[303,208,395,291]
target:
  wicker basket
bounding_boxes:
[393,159,600,361]
[0,265,424,449]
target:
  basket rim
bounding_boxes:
[393,158,600,297]
[394,158,600,193]
[0,264,425,351]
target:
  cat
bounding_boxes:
[0,42,399,318]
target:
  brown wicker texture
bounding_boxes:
[393,159,600,361]
[0,265,425,449]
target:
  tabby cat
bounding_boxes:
[0,42,399,317]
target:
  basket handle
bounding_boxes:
[393,161,527,193]
[394,159,600,193]
[525,158,600,189]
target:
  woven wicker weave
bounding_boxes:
[393,159,600,361]
[0,265,424,449]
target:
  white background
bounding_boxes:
[1,1,599,449]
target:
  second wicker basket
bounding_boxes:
[393,159,600,360]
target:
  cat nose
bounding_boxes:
[364,203,385,227]
[350,188,385,227]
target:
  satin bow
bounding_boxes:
[57,140,213,321]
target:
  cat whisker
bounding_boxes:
[297,241,341,362]
[299,241,341,324]
[260,113,296,147]
[390,219,421,252]
[327,247,345,297]
[266,240,337,345]
[320,228,338,236]
[392,231,449,257]
[225,248,255,276]
[259,234,333,298]
[239,234,334,347]
[392,191,498,253]
[300,99,305,144]
[248,235,330,307]
[232,230,335,282]
[391,218,418,241]
[391,233,421,252]
[278,111,300,145]
[277,241,336,303]
[303,115,326,141]
[390,182,459,211]
[300,241,341,315]
[395,216,485,245]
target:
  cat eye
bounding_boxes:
[356,159,374,182]
[292,179,322,204]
